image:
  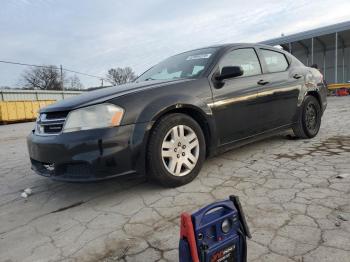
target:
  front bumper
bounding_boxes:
[27,124,145,181]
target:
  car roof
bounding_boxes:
[165,43,292,63]
[185,43,284,53]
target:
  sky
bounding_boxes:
[1,0,350,88]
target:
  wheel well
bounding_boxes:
[306,91,321,106]
[149,107,212,157]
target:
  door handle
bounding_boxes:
[257,79,269,85]
[293,74,303,79]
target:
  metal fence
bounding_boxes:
[0,89,83,101]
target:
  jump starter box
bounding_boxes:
[179,195,251,262]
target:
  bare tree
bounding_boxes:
[106,67,136,85]
[21,65,63,90]
[66,74,84,90]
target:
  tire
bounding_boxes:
[292,95,321,139]
[147,113,206,187]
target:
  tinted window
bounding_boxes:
[219,48,261,77]
[261,49,289,73]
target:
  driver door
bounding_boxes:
[210,48,263,145]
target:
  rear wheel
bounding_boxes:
[147,113,206,187]
[292,95,321,139]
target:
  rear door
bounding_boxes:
[255,48,302,132]
[210,47,263,144]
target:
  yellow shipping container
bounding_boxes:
[0,100,55,123]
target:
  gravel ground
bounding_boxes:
[0,96,349,262]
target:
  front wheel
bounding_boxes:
[292,95,321,139]
[147,113,206,187]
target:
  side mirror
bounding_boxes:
[216,66,243,81]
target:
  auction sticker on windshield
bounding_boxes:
[186,54,212,60]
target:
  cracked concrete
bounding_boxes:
[0,96,349,262]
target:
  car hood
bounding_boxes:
[41,78,193,113]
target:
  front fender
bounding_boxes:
[138,94,218,154]
[136,94,213,123]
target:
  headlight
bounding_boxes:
[63,103,124,133]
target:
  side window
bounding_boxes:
[219,48,261,77]
[261,49,289,73]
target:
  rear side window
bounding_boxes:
[219,48,262,77]
[261,49,289,73]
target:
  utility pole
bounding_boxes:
[101,79,104,87]
[60,64,64,91]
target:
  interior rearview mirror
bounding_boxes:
[216,66,243,81]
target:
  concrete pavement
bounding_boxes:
[0,96,349,262]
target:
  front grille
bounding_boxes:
[45,111,68,119]
[35,112,68,135]
[43,124,64,134]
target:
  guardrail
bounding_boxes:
[0,89,83,101]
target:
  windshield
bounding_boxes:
[136,47,218,82]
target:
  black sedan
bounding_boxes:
[27,43,327,187]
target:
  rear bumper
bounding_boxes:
[27,123,148,181]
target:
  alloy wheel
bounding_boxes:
[305,103,317,131]
[161,125,199,177]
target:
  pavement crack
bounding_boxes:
[51,201,85,214]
